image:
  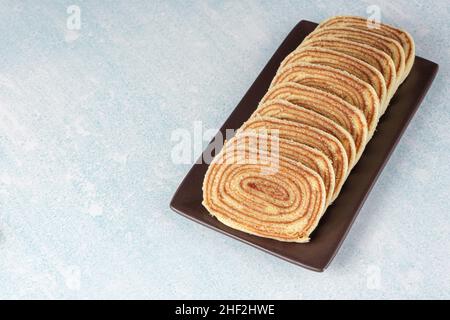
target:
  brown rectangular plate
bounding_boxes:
[170,20,439,271]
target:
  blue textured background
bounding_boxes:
[0,0,449,299]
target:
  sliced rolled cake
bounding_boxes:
[201,15,416,243]
[202,134,327,242]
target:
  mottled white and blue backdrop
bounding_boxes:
[0,0,449,299]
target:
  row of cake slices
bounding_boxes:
[234,16,415,204]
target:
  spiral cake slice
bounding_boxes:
[239,116,348,201]
[260,82,368,160]
[254,99,356,168]
[299,37,396,113]
[202,136,327,242]
[305,26,406,84]
[232,132,335,204]
[271,62,380,135]
[279,46,387,106]
[318,15,415,82]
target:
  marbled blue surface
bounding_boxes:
[0,0,449,299]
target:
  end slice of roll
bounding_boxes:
[239,116,348,201]
[202,135,327,242]
[253,98,357,168]
[318,15,415,82]
[279,46,387,107]
[271,62,380,135]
